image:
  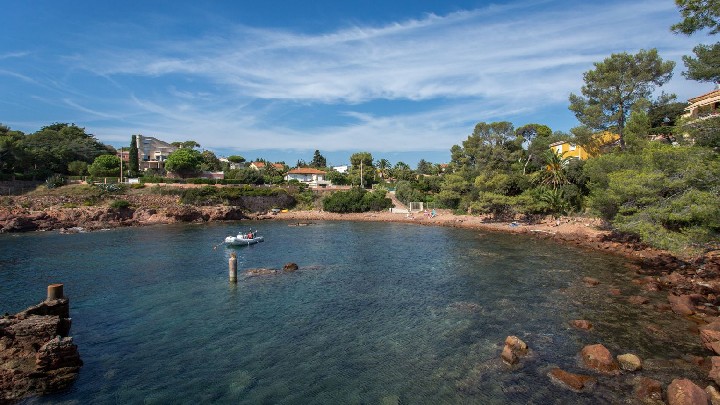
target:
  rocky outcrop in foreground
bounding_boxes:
[0,287,82,401]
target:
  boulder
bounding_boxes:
[628,296,650,305]
[583,277,600,287]
[667,378,708,405]
[500,336,528,365]
[283,263,299,272]
[709,356,720,385]
[632,377,664,405]
[501,345,517,365]
[617,353,642,371]
[569,320,593,330]
[0,297,82,401]
[580,344,619,374]
[706,385,720,405]
[547,368,596,392]
[669,294,697,316]
[701,322,720,355]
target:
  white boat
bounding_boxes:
[224,231,264,246]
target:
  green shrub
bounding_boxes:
[45,174,66,189]
[322,188,392,213]
[109,200,131,209]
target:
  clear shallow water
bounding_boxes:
[0,221,705,404]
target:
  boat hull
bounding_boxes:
[225,235,264,246]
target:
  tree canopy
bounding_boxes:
[165,148,203,178]
[568,49,675,150]
[310,150,327,168]
[671,0,720,35]
[88,154,121,177]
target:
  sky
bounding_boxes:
[0,0,713,167]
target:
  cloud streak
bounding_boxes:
[2,0,709,157]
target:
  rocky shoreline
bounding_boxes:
[2,198,720,402]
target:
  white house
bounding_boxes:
[332,165,349,174]
[285,168,330,187]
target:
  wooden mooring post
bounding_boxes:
[229,253,237,283]
[46,283,64,301]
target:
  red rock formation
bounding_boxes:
[632,376,663,404]
[0,297,82,401]
[547,368,596,392]
[667,378,708,405]
[501,335,528,365]
[569,320,593,330]
[580,344,619,375]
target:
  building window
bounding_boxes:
[569,144,576,151]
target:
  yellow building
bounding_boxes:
[548,132,620,160]
[683,88,720,120]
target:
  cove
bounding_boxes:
[0,221,705,404]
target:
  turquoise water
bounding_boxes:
[0,221,705,404]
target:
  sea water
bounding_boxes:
[0,221,705,404]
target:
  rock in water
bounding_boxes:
[617,353,642,371]
[580,344,619,374]
[501,335,528,365]
[0,297,82,401]
[569,319,593,330]
[667,378,707,405]
[547,368,596,392]
[283,262,299,272]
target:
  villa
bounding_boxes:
[285,168,331,188]
[683,88,720,121]
[549,132,620,160]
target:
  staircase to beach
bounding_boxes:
[388,191,409,213]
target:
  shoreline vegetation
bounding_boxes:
[3,187,720,400]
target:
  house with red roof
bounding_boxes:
[250,161,285,171]
[285,167,330,188]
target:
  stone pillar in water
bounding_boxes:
[47,283,64,301]
[229,253,238,283]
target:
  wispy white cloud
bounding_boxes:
[5,0,709,156]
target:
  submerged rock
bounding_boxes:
[583,277,600,287]
[547,368,596,392]
[244,268,278,276]
[632,376,664,405]
[569,320,593,330]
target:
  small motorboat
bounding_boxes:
[225,230,264,246]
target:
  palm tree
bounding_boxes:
[377,159,390,179]
[535,150,572,190]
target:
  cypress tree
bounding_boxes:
[129,135,139,176]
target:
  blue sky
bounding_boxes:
[1,0,712,167]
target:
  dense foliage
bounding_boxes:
[585,144,719,251]
[0,123,114,180]
[322,188,392,213]
[165,148,203,178]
